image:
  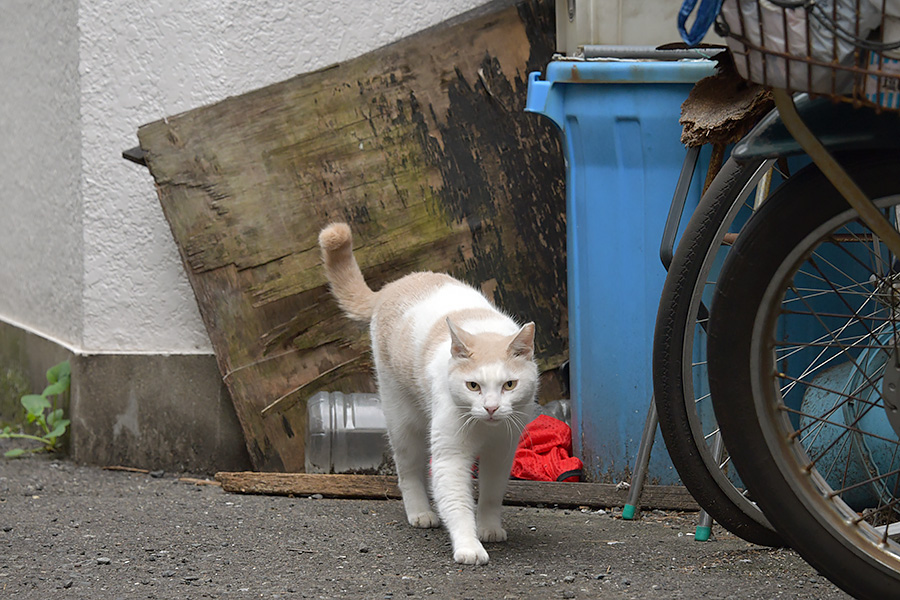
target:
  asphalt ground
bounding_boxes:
[0,450,851,599]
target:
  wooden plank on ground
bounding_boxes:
[137,0,565,472]
[215,472,701,512]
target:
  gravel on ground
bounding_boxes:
[0,452,850,599]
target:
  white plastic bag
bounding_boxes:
[722,0,881,93]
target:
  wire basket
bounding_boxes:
[717,0,900,110]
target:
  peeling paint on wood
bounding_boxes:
[137,0,566,471]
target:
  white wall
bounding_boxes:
[2,0,489,354]
[4,0,698,355]
[0,2,84,348]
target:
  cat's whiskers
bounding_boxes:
[502,414,513,439]
[455,414,479,439]
[508,409,533,445]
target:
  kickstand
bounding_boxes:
[622,145,717,538]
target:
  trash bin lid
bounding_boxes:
[544,55,717,85]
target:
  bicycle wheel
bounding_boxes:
[709,151,900,599]
[654,155,784,547]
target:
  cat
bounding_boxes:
[318,222,539,565]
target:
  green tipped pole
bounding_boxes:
[695,508,713,541]
[695,524,712,542]
[622,400,659,521]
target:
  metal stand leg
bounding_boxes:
[695,509,714,541]
[624,147,700,520]
[623,399,659,519]
[694,430,725,541]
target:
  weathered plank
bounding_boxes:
[215,472,700,512]
[138,0,565,471]
[217,472,401,499]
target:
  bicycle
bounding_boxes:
[675,0,900,597]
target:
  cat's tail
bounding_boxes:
[318,223,377,321]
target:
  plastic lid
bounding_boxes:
[544,57,717,85]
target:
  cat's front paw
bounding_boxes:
[477,524,507,543]
[453,542,489,565]
[408,510,440,528]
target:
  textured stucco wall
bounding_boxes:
[3,0,703,355]
[0,2,84,348]
[2,0,489,354]
[77,0,490,353]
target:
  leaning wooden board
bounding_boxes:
[136,0,566,471]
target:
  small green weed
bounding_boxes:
[0,360,71,457]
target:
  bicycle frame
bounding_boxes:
[733,94,900,162]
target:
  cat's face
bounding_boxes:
[446,320,539,427]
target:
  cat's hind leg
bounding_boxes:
[380,380,439,529]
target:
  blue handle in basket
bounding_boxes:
[678,0,724,46]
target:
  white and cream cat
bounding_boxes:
[319,223,538,565]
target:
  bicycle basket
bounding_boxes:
[717,0,900,110]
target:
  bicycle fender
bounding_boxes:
[732,94,900,162]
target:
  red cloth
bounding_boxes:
[511,415,583,482]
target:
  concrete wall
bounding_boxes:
[70,353,249,473]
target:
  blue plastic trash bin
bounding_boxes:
[526,56,717,484]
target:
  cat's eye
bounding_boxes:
[503,380,518,391]
[465,381,481,392]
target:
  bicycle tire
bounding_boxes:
[708,151,900,599]
[654,155,784,547]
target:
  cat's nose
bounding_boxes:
[485,406,498,416]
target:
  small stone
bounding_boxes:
[63,581,73,589]
[150,470,165,478]
[621,578,631,586]
[562,575,576,583]
[358,544,370,553]
[309,494,323,500]
[2,526,12,533]
[562,592,576,599]
[162,570,176,577]
[96,557,111,565]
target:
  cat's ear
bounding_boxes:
[507,322,535,360]
[446,318,473,359]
